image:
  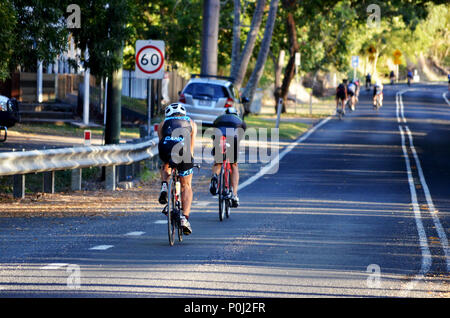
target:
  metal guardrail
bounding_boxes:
[0,136,160,198]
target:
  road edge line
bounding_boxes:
[398,125,432,296]
[239,116,332,191]
[404,126,450,272]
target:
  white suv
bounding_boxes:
[178,75,247,125]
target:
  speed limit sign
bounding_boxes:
[135,40,165,79]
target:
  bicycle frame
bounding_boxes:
[218,135,232,221]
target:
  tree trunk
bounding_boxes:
[278,11,299,113]
[105,45,123,145]
[230,0,241,79]
[242,0,279,114]
[231,0,266,90]
[201,0,220,76]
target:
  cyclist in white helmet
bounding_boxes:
[157,103,197,235]
[373,80,384,108]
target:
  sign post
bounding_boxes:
[135,40,165,136]
[351,55,359,80]
[393,50,402,83]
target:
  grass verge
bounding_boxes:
[10,123,140,139]
[245,115,310,140]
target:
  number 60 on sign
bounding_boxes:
[135,40,165,79]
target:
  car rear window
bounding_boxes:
[183,83,229,99]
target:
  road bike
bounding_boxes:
[163,164,183,246]
[217,135,233,221]
[163,163,200,246]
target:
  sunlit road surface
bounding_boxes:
[0,83,449,298]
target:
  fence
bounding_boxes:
[122,70,188,103]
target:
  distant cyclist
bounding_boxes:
[354,78,360,101]
[347,80,357,110]
[407,70,413,86]
[157,103,197,235]
[336,79,348,115]
[365,73,372,90]
[390,71,395,85]
[373,81,384,108]
[209,107,246,208]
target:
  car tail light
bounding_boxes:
[224,98,234,108]
[179,93,186,103]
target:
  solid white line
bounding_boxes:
[443,92,450,106]
[396,92,401,123]
[239,116,332,190]
[398,126,431,295]
[125,231,145,236]
[40,263,68,270]
[404,126,450,272]
[89,245,114,250]
[399,91,407,123]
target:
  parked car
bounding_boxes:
[178,75,248,125]
[0,95,20,142]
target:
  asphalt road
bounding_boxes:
[0,83,449,300]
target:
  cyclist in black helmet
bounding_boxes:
[209,107,246,208]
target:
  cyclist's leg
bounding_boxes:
[160,163,171,182]
[230,163,239,196]
[179,173,193,218]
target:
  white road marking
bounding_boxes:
[239,116,332,191]
[40,263,69,270]
[443,92,450,106]
[404,126,450,272]
[396,89,410,123]
[154,220,168,224]
[398,126,431,296]
[194,201,214,207]
[125,231,145,236]
[89,245,114,250]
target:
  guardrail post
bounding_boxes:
[13,174,25,199]
[71,168,82,191]
[43,171,55,194]
[105,165,116,190]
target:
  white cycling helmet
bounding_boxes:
[225,107,238,115]
[165,103,187,117]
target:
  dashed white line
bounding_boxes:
[89,245,114,250]
[40,263,69,270]
[154,220,168,224]
[125,231,145,236]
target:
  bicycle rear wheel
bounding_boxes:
[218,165,226,222]
[167,178,176,246]
[225,170,231,219]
